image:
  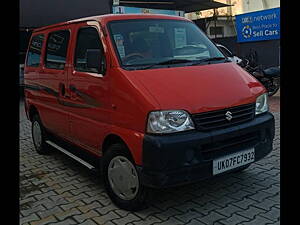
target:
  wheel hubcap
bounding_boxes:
[32,121,42,149]
[108,156,139,200]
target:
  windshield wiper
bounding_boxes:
[143,59,194,69]
[124,57,228,70]
[191,57,228,65]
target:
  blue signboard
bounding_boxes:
[112,6,185,17]
[235,7,280,43]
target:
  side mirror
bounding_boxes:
[86,49,103,74]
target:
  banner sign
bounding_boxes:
[235,7,280,43]
[112,6,184,17]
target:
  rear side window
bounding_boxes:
[26,34,44,67]
[74,27,104,73]
[45,30,70,70]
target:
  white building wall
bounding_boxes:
[237,0,280,14]
[206,19,236,39]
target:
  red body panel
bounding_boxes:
[24,14,266,166]
[126,62,265,113]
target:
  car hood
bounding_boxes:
[126,62,265,114]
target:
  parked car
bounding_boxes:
[24,14,275,211]
[216,43,242,64]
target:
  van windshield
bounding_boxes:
[108,19,226,70]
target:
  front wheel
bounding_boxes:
[102,143,148,211]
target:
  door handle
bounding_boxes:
[69,85,78,99]
[59,83,66,96]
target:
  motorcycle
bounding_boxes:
[238,59,280,97]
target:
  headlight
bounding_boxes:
[255,93,268,115]
[147,110,195,134]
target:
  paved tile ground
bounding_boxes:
[19,97,280,225]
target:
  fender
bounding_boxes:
[103,126,145,166]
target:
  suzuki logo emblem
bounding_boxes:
[225,111,233,121]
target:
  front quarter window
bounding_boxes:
[108,19,225,69]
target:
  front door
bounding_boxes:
[67,21,111,155]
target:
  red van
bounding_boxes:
[24,14,275,211]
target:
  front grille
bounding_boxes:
[200,132,259,161]
[192,103,255,131]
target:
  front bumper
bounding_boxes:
[138,112,275,188]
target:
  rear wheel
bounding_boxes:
[31,114,49,154]
[102,143,148,211]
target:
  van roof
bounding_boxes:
[33,13,190,33]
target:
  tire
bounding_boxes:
[102,143,148,211]
[31,114,50,154]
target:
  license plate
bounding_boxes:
[213,148,255,175]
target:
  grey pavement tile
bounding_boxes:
[254,198,280,211]
[20,213,41,225]
[37,206,65,219]
[29,215,57,225]
[174,209,203,223]
[73,209,100,223]
[191,202,223,216]
[226,189,252,201]
[112,213,142,224]
[239,215,274,225]
[92,211,120,224]
[76,201,103,213]
[231,198,259,210]
[133,215,162,225]
[215,204,244,217]
[247,191,274,202]
[261,185,280,195]
[218,213,250,225]
[185,219,207,225]
[154,207,183,221]
[48,218,78,225]
[266,193,280,204]
[95,203,118,215]
[236,206,267,220]
[78,219,99,225]
[133,206,162,219]
[211,195,239,207]
[259,206,280,222]
[152,217,185,225]
[197,211,227,225]
[54,208,82,221]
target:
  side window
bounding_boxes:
[45,30,70,70]
[26,34,44,67]
[74,27,105,73]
